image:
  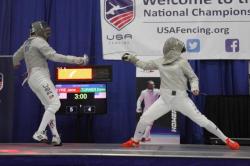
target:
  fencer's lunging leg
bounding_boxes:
[176,97,227,142]
[204,119,227,142]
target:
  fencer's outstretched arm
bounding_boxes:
[13,45,24,68]
[135,60,158,70]
[122,53,158,70]
[37,38,88,65]
[180,59,199,91]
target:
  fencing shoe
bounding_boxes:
[51,135,62,146]
[226,138,240,150]
[32,131,48,143]
[122,139,139,148]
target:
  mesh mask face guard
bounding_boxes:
[30,21,51,40]
[162,37,185,65]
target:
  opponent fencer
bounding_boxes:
[121,37,240,150]
[136,80,160,142]
[13,21,89,146]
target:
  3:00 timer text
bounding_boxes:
[74,93,88,100]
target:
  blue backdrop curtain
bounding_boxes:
[0,0,248,143]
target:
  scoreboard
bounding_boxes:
[56,84,107,114]
[55,66,112,114]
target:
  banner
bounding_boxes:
[101,0,250,60]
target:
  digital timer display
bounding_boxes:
[56,84,107,114]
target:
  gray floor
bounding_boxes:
[0,143,250,159]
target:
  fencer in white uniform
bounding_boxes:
[122,37,240,150]
[136,80,160,141]
[13,21,89,146]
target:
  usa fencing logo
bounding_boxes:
[104,0,135,31]
[0,73,3,91]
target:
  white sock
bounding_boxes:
[49,114,60,137]
[38,110,54,133]
[205,120,227,143]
